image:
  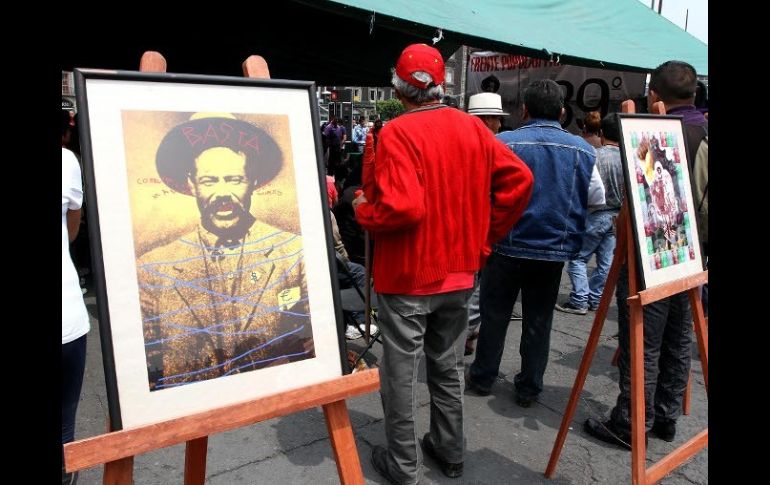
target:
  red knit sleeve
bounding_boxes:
[485,133,534,258]
[355,128,425,232]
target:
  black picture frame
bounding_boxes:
[616,113,704,290]
[75,69,347,430]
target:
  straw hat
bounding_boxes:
[156,115,283,195]
[467,93,509,116]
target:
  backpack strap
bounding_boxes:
[698,183,708,212]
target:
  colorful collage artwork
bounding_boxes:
[628,130,697,272]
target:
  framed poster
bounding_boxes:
[617,113,704,290]
[74,69,345,430]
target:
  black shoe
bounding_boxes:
[555,302,588,315]
[651,418,676,442]
[514,393,536,408]
[583,418,647,451]
[464,375,491,396]
[370,446,405,485]
[421,433,463,478]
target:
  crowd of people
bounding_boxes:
[62,42,708,485]
[352,47,708,484]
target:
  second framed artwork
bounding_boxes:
[75,69,345,430]
[617,113,704,290]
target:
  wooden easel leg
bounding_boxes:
[611,347,620,366]
[184,437,208,485]
[545,209,630,478]
[103,456,133,485]
[629,297,647,485]
[323,400,364,485]
[139,51,167,72]
[688,288,708,392]
[682,373,692,415]
[545,290,612,477]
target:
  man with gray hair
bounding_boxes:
[353,43,534,484]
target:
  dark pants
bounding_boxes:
[62,335,87,481]
[327,145,342,176]
[469,254,564,398]
[610,264,692,432]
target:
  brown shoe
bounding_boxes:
[371,446,407,485]
[421,433,463,478]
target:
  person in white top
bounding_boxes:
[62,110,89,485]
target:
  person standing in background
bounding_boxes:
[467,80,604,409]
[62,109,90,485]
[556,113,625,315]
[463,92,512,355]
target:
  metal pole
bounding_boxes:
[658,0,663,14]
[650,0,654,9]
[685,8,689,31]
[364,231,371,342]
[460,46,469,109]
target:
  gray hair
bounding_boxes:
[391,71,444,104]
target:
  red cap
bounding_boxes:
[395,43,445,89]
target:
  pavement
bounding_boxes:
[73,267,707,484]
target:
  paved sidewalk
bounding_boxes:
[73,269,707,484]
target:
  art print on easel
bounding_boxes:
[75,70,344,429]
[617,114,703,289]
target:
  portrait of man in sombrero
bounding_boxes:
[131,112,314,391]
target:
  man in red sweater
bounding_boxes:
[353,43,533,484]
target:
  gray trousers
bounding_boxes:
[377,289,472,484]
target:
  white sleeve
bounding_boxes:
[63,148,83,210]
[587,163,606,207]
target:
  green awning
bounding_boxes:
[322,0,708,75]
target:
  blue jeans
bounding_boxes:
[338,260,367,290]
[338,261,368,326]
[566,210,617,309]
[469,253,564,398]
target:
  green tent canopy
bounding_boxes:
[315,0,707,75]
[60,1,706,84]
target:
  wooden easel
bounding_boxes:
[545,100,708,484]
[63,51,380,485]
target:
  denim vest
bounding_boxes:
[494,119,597,261]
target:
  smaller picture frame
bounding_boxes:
[617,113,704,290]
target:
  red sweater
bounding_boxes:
[355,105,533,294]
